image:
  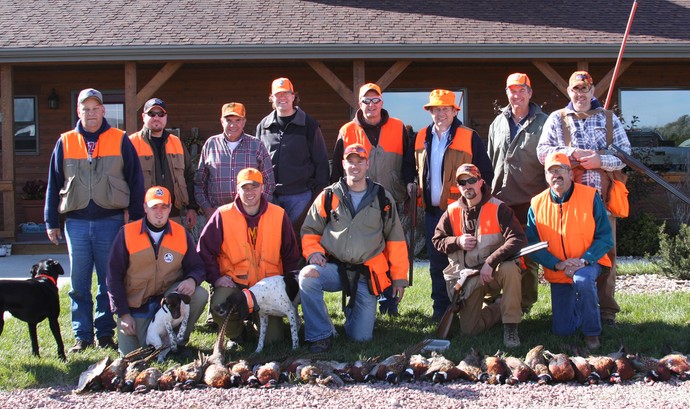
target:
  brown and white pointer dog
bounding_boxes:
[0,258,66,360]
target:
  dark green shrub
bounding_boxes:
[656,222,690,280]
[617,212,660,256]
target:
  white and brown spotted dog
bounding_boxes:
[146,291,191,362]
[214,273,300,353]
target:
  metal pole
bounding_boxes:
[605,0,639,109]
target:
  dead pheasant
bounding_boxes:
[230,359,253,385]
[525,345,552,385]
[545,351,574,383]
[405,354,430,381]
[121,346,163,392]
[174,351,208,388]
[204,313,240,388]
[480,351,509,385]
[251,361,282,388]
[299,361,346,387]
[569,355,594,384]
[158,364,179,391]
[372,339,431,384]
[348,357,379,382]
[504,356,535,385]
[588,355,615,383]
[133,367,163,393]
[100,345,155,391]
[608,346,635,384]
[457,348,483,382]
[659,352,690,380]
[629,353,671,383]
[424,352,464,383]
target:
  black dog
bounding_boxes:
[0,258,66,360]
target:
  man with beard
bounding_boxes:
[487,73,549,315]
[129,98,198,228]
[526,152,613,350]
[432,164,525,348]
[299,144,408,352]
[537,71,631,327]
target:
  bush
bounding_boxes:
[617,212,660,256]
[656,222,690,280]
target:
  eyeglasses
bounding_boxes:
[570,87,591,94]
[457,177,478,186]
[360,97,382,105]
[546,167,569,175]
[146,111,166,118]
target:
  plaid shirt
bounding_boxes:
[537,104,631,194]
[194,133,275,209]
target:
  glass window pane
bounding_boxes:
[104,103,124,130]
[619,89,690,144]
[382,90,466,134]
[0,96,37,153]
[14,97,35,122]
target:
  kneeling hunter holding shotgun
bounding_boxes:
[431,164,527,348]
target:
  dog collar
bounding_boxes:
[35,274,57,286]
[242,288,256,314]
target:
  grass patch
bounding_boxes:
[0,265,688,390]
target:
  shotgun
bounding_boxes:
[435,241,549,339]
[407,182,418,286]
[610,144,690,206]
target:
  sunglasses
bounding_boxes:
[360,97,382,105]
[457,177,479,186]
[146,111,166,118]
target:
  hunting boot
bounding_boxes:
[503,324,520,348]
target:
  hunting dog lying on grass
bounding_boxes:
[214,274,300,353]
[0,258,66,360]
[146,291,191,362]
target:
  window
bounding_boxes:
[72,91,125,130]
[619,88,690,145]
[0,96,38,153]
[381,89,467,135]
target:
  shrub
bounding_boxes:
[21,179,47,200]
[656,222,690,280]
[617,212,660,256]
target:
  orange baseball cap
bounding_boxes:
[271,77,294,95]
[568,71,594,88]
[544,152,571,170]
[343,143,369,160]
[237,168,263,187]
[145,186,171,207]
[455,163,481,180]
[359,83,382,99]
[506,73,531,88]
[424,89,461,111]
[221,102,246,118]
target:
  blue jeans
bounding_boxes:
[65,215,123,342]
[299,262,377,342]
[274,190,312,223]
[550,263,602,337]
[425,207,450,318]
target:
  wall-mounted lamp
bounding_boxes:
[47,88,59,109]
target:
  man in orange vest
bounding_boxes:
[414,89,494,321]
[432,164,525,348]
[129,98,198,228]
[45,88,144,353]
[526,152,614,350]
[330,82,417,316]
[197,168,300,343]
[106,186,208,356]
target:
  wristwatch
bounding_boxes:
[580,258,590,266]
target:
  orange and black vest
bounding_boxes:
[129,132,189,210]
[414,126,473,210]
[123,219,187,308]
[447,197,504,268]
[339,117,407,203]
[531,184,612,284]
[217,202,285,287]
[59,128,130,213]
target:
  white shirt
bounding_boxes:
[429,127,450,207]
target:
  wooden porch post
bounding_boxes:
[0,64,16,239]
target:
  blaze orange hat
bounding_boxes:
[237,168,263,187]
[424,89,461,111]
[221,102,246,118]
[506,73,531,88]
[271,77,294,95]
[359,83,382,99]
[343,143,369,160]
[544,152,571,170]
[568,71,594,88]
[145,186,171,207]
[455,164,481,180]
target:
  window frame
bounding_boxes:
[0,95,39,155]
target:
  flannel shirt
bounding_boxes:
[194,132,275,209]
[537,101,631,194]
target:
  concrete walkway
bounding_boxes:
[0,253,71,287]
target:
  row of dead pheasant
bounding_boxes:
[75,334,690,394]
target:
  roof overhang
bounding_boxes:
[1,43,688,64]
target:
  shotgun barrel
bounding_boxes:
[407,182,418,286]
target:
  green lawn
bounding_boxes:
[0,260,688,390]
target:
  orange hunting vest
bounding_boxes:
[531,184,612,284]
[447,197,503,268]
[217,202,285,287]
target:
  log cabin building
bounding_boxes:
[1,0,689,245]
